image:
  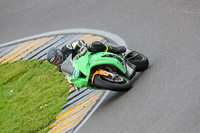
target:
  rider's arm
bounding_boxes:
[61,40,87,57]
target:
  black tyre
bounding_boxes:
[93,75,132,91]
[125,51,149,72]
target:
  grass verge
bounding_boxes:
[0,60,70,133]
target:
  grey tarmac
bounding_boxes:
[0,0,200,133]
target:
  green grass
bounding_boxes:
[0,60,70,133]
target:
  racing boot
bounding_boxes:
[88,41,126,54]
[107,45,126,54]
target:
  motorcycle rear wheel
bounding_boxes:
[93,75,132,91]
[125,51,149,72]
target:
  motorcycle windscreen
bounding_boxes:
[61,54,74,75]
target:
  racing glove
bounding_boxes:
[66,40,86,50]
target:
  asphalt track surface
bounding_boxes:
[1,0,200,133]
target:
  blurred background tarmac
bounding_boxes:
[1,0,200,133]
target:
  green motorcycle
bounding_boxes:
[61,47,149,91]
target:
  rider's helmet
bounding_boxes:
[47,47,63,66]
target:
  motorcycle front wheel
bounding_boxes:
[93,75,132,91]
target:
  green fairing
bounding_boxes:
[70,51,126,88]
